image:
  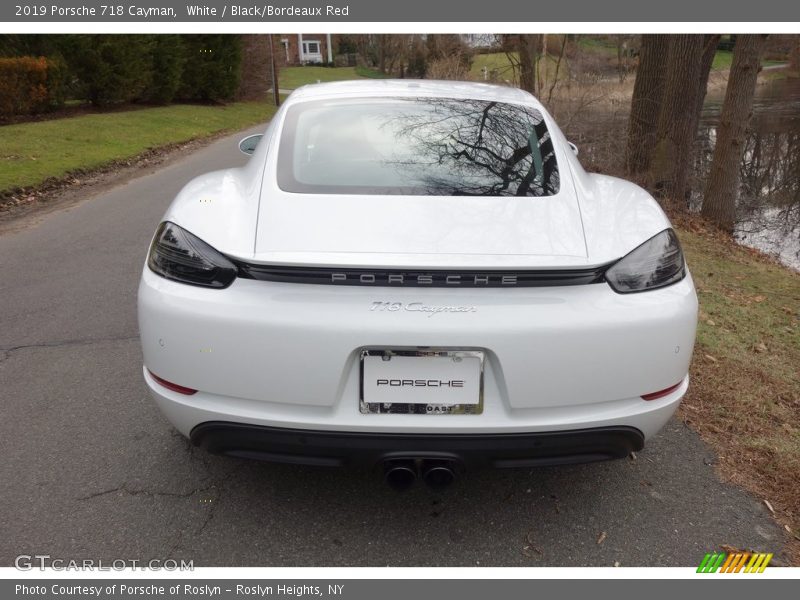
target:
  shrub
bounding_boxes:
[178,35,242,102]
[43,54,69,109]
[405,47,428,78]
[59,35,154,107]
[0,56,65,117]
[336,36,358,55]
[425,56,471,81]
[144,35,186,104]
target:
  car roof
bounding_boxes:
[284,79,542,108]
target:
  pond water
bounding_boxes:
[699,77,800,270]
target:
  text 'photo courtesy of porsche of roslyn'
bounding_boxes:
[1,26,799,577]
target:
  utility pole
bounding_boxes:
[269,34,280,107]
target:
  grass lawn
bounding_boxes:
[470,52,517,81]
[712,51,735,71]
[675,220,800,540]
[710,50,786,71]
[576,37,619,55]
[469,52,568,84]
[0,101,278,193]
[278,65,385,90]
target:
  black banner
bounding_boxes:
[5,579,799,600]
[3,0,800,22]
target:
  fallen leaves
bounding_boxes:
[673,223,800,560]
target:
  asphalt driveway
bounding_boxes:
[0,126,787,567]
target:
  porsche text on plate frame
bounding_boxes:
[359,349,485,415]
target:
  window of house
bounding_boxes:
[303,41,321,55]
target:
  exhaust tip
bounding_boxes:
[383,460,417,491]
[421,460,457,491]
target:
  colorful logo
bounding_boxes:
[697,552,773,573]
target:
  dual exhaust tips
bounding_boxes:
[383,458,459,491]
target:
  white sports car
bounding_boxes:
[138,80,697,490]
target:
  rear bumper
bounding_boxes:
[190,422,644,469]
[138,267,697,440]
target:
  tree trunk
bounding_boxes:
[538,35,548,96]
[701,35,768,232]
[626,35,669,175]
[648,35,707,201]
[546,35,568,105]
[677,34,722,203]
[790,38,800,71]
[517,34,539,95]
[616,35,628,84]
[269,35,280,107]
[693,35,721,124]
[378,35,387,73]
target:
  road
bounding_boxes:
[0,126,787,567]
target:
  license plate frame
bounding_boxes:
[359,348,484,415]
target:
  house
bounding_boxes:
[460,34,498,49]
[278,34,334,65]
[238,34,339,100]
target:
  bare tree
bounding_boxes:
[625,35,669,175]
[268,35,280,107]
[791,37,800,71]
[693,35,722,122]
[701,35,769,232]
[425,55,470,80]
[516,35,541,94]
[546,35,568,106]
[377,34,390,73]
[356,34,376,68]
[615,34,635,83]
[648,35,707,200]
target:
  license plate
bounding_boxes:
[360,349,484,414]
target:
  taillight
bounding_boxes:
[147,221,237,289]
[147,369,198,395]
[605,229,686,294]
[641,381,682,401]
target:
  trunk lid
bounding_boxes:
[253,187,588,269]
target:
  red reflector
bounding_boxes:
[641,381,682,401]
[147,369,198,395]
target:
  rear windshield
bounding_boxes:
[277,97,560,196]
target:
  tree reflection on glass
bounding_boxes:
[279,97,560,197]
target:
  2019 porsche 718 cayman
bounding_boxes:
[138,80,698,489]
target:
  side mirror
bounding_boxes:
[238,134,263,156]
[567,141,579,156]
